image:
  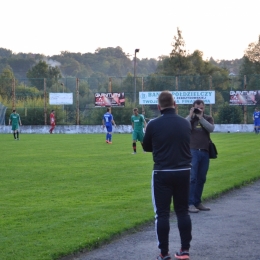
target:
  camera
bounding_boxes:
[193,108,201,114]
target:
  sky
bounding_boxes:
[1,0,260,61]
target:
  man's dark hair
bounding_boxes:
[158,91,175,108]
[107,108,110,112]
[13,109,16,112]
[51,110,54,112]
[193,99,205,106]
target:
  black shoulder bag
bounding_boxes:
[199,117,218,159]
[208,139,218,159]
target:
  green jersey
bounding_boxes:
[131,114,144,132]
[10,113,20,126]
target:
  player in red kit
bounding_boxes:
[49,110,56,134]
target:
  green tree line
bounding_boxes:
[1,28,260,125]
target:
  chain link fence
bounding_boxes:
[1,75,260,125]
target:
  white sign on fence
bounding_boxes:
[49,93,73,105]
[139,91,215,105]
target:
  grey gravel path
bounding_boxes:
[65,180,260,260]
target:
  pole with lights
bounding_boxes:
[134,48,139,103]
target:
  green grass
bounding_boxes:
[0,133,260,260]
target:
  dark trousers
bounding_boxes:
[189,149,209,206]
[152,169,192,255]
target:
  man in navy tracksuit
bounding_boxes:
[143,91,192,260]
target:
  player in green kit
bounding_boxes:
[131,108,147,154]
[9,109,22,140]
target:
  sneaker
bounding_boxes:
[196,203,210,211]
[132,152,136,154]
[108,141,112,144]
[106,140,109,143]
[157,254,171,260]
[17,138,19,140]
[174,250,189,259]
[188,205,199,213]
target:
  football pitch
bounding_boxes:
[0,133,259,260]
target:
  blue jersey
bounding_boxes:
[253,111,260,125]
[103,112,113,126]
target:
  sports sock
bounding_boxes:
[133,142,136,152]
[13,133,16,139]
[106,133,109,140]
[17,132,19,138]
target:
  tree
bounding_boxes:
[217,104,243,124]
[244,35,260,63]
[0,48,12,58]
[0,67,16,97]
[239,35,260,89]
[26,60,62,90]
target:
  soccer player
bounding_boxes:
[253,107,260,134]
[9,109,22,140]
[102,108,116,144]
[49,110,56,134]
[131,108,147,154]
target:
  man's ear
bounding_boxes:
[157,104,161,111]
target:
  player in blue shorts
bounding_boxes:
[102,108,116,144]
[253,107,260,134]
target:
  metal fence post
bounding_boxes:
[244,75,247,124]
[175,76,178,115]
[44,78,47,125]
[209,76,212,116]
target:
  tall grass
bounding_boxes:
[0,133,259,260]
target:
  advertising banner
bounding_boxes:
[49,93,73,105]
[139,91,215,105]
[229,90,260,105]
[94,92,125,107]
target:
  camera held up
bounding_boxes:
[193,108,201,114]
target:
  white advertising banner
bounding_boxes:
[49,93,73,105]
[139,91,215,105]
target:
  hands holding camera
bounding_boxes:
[189,107,203,119]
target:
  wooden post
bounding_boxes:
[175,76,178,115]
[76,78,80,125]
[44,78,47,125]
[108,78,112,112]
[12,78,16,110]
[244,75,247,124]
[108,77,112,92]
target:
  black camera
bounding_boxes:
[193,108,201,114]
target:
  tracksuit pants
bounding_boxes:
[151,169,192,255]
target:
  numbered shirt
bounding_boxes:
[253,111,260,120]
[103,112,113,126]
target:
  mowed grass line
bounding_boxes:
[0,133,260,260]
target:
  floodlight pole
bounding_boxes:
[134,49,139,103]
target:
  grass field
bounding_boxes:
[0,132,260,260]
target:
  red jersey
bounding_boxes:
[50,112,55,124]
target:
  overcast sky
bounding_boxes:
[1,0,259,60]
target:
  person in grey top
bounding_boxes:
[186,99,214,213]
